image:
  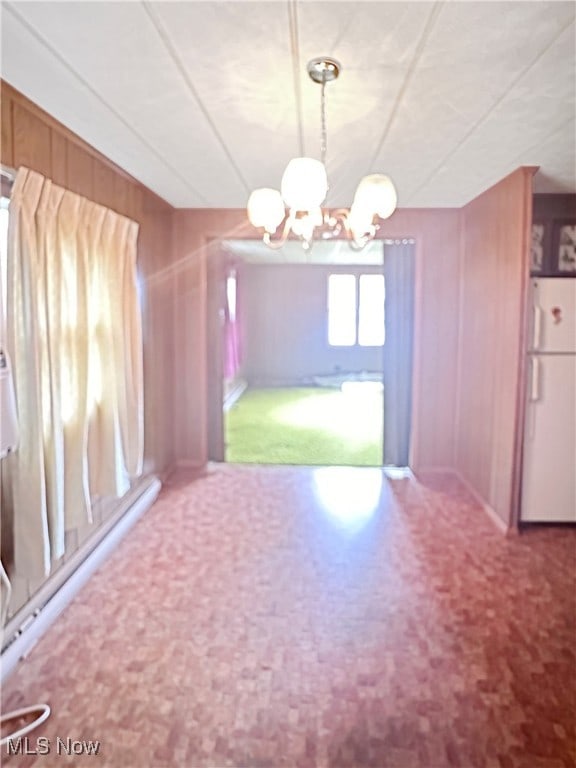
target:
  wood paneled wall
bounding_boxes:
[1,80,177,477]
[455,168,535,528]
[171,210,252,465]
[378,210,462,472]
[171,208,462,471]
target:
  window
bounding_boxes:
[328,273,385,347]
[358,274,385,346]
[328,274,356,346]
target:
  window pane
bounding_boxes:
[328,274,356,346]
[358,274,385,346]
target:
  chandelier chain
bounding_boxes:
[320,72,327,167]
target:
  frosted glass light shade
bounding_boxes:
[348,203,375,241]
[281,158,328,210]
[354,174,397,219]
[247,188,285,233]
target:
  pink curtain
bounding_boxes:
[224,269,241,380]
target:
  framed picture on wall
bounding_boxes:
[530,223,545,273]
[553,221,576,274]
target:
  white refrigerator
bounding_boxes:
[521,278,576,522]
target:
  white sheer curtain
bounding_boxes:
[5,168,143,580]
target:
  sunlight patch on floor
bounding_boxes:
[273,386,383,444]
[312,467,383,532]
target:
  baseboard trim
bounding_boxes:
[412,466,455,475]
[174,460,206,470]
[452,470,510,535]
[1,476,161,684]
[413,467,510,535]
[158,465,176,484]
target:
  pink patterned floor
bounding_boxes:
[2,465,575,767]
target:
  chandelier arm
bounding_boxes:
[263,215,293,249]
[331,207,354,223]
[338,208,378,251]
[321,72,327,167]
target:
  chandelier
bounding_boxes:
[247,57,397,251]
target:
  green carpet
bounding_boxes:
[225,386,383,466]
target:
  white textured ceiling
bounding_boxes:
[1,1,575,209]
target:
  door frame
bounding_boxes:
[205,241,227,462]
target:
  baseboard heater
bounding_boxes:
[1,474,161,684]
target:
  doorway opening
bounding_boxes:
[207,238,415,468]
[225,383,383,466]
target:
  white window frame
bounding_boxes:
[327,272,385,348]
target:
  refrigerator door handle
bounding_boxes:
[530,357,541,401]
[532,304,543,350]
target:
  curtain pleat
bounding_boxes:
[383,241,416,467]
[94,213,129,498]
[5,168,144,580]
[121,221,144,478]
[59,193,90,531]
[37,179,67,559]
[7,171,51,579]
